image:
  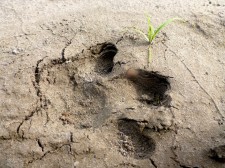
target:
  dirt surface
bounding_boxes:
[0,0,225,167]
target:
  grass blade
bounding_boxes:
[151,18,181,42]
[133,27,149,42]
[147,16,154,43]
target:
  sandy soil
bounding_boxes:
[0,0,225,167]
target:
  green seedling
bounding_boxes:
[133,16,182,66]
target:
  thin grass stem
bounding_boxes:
[148,45,152,67]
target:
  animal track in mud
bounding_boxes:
[35,42,118,128]
[126,68,172,106]
[93,42,118,74]
[118,119,155,159]
[209,145,225,163]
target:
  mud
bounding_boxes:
[0,0,225,168]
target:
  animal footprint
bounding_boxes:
[126,68,171,106]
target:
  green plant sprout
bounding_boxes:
[133,16,183,66]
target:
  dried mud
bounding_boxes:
[1,0,225,168]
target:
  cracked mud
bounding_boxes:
[5,41,177,167]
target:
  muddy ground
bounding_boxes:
[0,0,225,167]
